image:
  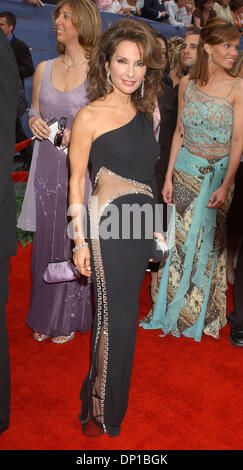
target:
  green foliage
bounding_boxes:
[15,191,33,247]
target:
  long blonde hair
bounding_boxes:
[53,0,102,58]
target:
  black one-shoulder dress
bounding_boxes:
[80,111,159,437]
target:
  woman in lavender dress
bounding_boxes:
[18,0,102,343]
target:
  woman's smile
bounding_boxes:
[106,40,147,96]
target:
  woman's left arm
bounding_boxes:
[207,79,243,209]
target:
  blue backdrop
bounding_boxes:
[2,0,243,137]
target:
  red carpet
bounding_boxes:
[0,243,242,451]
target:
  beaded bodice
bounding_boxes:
[181,80,234,157]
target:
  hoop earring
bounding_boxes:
[141,78,145,98]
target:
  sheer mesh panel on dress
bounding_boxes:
[82,167,153,436]
[92,166,153,216]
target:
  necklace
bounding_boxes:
[61,56,87,75]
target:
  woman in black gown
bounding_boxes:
[69,19,163,438]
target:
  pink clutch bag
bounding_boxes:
[43,259,81,283]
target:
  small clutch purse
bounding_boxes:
[151,235,169,263]
[43,259,81,284]
[42,140,81,284]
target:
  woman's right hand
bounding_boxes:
[162,178,173,204]
[29,117,50,141]
[73,246,92,278]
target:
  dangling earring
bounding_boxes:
[208,53,212,64]
[106,71,112,86]
[141,78,145,98]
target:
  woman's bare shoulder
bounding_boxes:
[75,102,101,124]
[72,103,106,143]
[234,76,243,91]
[32,60,49,88]
[231,77,243,104]
[34,60,48,76]
[75,100,108,125]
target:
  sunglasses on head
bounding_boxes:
[54,117,67,147]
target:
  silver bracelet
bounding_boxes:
[72,242,88,253]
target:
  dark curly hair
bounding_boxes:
[87,18,164,118]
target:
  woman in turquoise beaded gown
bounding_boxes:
[140,18,243,341]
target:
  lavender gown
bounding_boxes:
[24,59,93,337]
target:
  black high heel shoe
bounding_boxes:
[81,392,104,437]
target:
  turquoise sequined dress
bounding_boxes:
[140,79,238,341]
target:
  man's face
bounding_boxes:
[0,17,13,38]
[180,34,200,69]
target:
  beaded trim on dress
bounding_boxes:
[84,166,153,433]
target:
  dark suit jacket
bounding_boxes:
[141,0,166,20]
[17,79,27,117]
[154,82,178,202]
[10,34,34,85]
[0,30,18,260]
